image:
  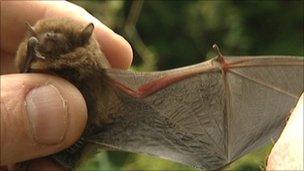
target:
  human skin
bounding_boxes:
[0,1,132,170]
[267,94,303,170]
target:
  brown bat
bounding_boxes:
[15,18,304,170]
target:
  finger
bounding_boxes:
[1,1,132,69]
[267,93,304,170]
[1,51,17,74]
[0,74,87,165]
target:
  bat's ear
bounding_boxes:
[25,22,37,37]
[80,23,94,44]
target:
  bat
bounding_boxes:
[15,18,304,170]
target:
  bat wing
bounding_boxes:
[88,56,303,170]
[221,56,303,162]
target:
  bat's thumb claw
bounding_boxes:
[28,37,39,47]
[212,44,223,57]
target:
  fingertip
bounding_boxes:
[87,20,133,69]
[43,75,88,147]
[101,33,133,69]
[0,74,87,164]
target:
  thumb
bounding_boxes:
[0,73,87,165]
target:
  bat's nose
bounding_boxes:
[46,32,57,40]
[46,32,53,37]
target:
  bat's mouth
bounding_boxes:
[39,39,57,53]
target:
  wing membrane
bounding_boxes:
[88,56,303,170]
[226,59,303,160]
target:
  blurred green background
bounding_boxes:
[69,0,303,170]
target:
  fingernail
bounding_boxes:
[26,85,68,145]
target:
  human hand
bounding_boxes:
[1,1,132,170]
[267,93,303,170]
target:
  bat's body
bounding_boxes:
[16,18,304,170]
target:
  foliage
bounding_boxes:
[70,0,303,170]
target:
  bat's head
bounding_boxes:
[15,18,109,73]
[35,28,70,56]
[26,18,94,58]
